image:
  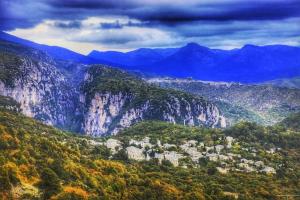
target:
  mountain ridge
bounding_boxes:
[148,77,300,126]
[0,39,226,136]
[0,31,108,64]
[89,42,300,83]
[3,32,300,83]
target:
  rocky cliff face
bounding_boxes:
[0,41,80,130]
[0,40,226,136]
[148,77,300,125]
[80,66,226,136]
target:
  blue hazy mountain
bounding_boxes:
[0,31,104,64]
[2,31,300,83]
[146,43,300,83]
[88,47,178,69]
[89,42,300,83]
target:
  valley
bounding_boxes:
[0,32,299,200]
[0,39,226,136]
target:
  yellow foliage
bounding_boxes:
[51,186,89,200]
[47,158,54,165]
[0,132,13,141]
[152,179,181,197]
[3,161,18,172]
[64,160,90,180]
[8,149,19,156]
[94,159,126,174]
[18,164,39,184]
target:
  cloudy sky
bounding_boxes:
[1,0,300,54]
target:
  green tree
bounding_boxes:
[40,168,61,199]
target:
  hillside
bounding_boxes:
[262,76,300,89]
[0,105,299,199]
[279,112,300,131]
[0,31,105,64]
[80,65,226,136]
[0,39,225,136]
[148,78,300,126]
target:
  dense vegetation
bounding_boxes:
[0,40,55,88]
[0,106,299,199]
[0,96,20,112]
[151,79,300,126]
[81,65,206,108]
[214,101,264,125]
[279,112,300,131]
[0,51,22,87]
[80,65,218,129]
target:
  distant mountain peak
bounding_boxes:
[186,42,200,47]
[181,43,211,53]
[242,44,258,49]
[185,42,208,49]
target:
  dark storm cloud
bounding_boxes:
[1,0,300,50]
[99,20,153,30]
[100,21,123,29]
[53,21,82,29]
[74,32,142,44]
[47,0,137,9]
[1,0,300,31]
[131,1,300,23]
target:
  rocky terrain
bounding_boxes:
[80,66,226,136]
[0,39,226,136]
[0,34,300,200]
[148,77,300,125]
[0,40,80,130]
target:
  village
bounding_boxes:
[88,135,277,175]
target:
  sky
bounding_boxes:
[1,0,300,54]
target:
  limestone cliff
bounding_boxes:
[80,66,226,136]
[0,41,80,130]
[0,40,226,136]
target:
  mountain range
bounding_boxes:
[1,28,300,200]
[1,31,300,83]
[0,39,225,136]
[89,42,300,83]
[0,32,300,132]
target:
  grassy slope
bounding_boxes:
[0,107,299,199]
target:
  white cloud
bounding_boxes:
[8,17,178,54]
[7,16,300,54]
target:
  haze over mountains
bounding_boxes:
[2,31,300,83]
[1,32,299,131]
[90,43,300,83]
